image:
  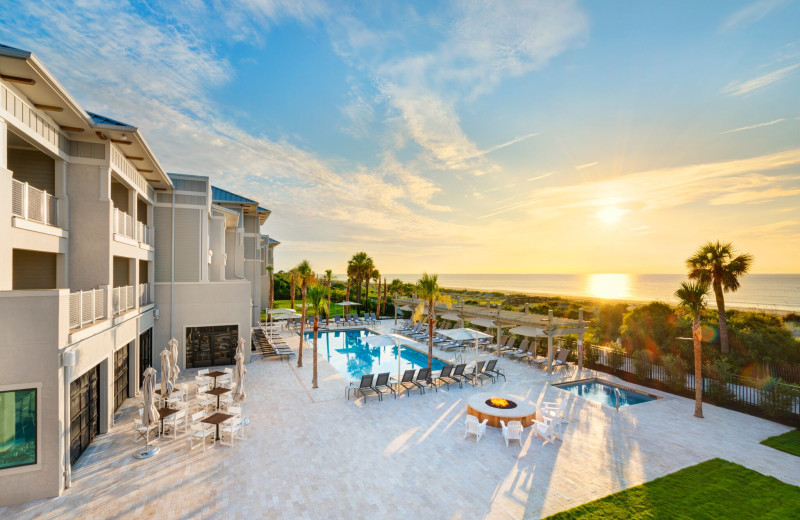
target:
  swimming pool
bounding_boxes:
[554,379,658,408]
[303,329,446,380]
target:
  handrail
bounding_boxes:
[11,178,60,227]
[68,288,106,329]
[1,83,68,155]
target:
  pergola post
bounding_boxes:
[547,309,554,373]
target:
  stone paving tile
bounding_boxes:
[2,320,798,519]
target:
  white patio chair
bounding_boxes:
[217,373,232,389]
[219,392,234,410]
[165,407,187,437]
[134,417,159,443]
[464,414,488,443]
[500,420,523,447]
[542,401,569,425]
[189,411,215,451]
[532,416,560,446]
[196,385,215,412]
[220,415,243,446]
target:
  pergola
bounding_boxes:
[394,297,589,372]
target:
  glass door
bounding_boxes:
[113,344,129,411]
[70,365,100,465]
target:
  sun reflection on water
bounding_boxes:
[586,274,632,300]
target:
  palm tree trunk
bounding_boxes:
[326,278,331,327]
[383,278,387,316]
[290,280,295,309]
[312,316,319,388]
[713,281,729,354]
[376,281,381,318]
[356,278,362,305]
[693,316,703,418]
[269,272,274,310]
[297,287,306,368]
[427,300,435,378]
[365,278,370,315]
[345,282,350,318]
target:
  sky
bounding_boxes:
[2,0,799,274]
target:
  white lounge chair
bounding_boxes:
[501,420,523,447]
[532,416,560,446]
[464,414,488,443]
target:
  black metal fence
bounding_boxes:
[589,346,800,417]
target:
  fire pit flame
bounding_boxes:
[485,397,518,409]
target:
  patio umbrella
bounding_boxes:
[338,300,360,318]
[160,348,172,397]
[169,338,180,386]
[134,367,160,459]
[439,328,492,385]
[364,334,407,395]
[233,351,247,402]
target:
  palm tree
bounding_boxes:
[416,273,451,376]
[383,277,388,317]
[295,260,315,368]
[324,269,333,327]
[363,257,375,315]
[372,269,381,317]
[266,265,274,311]
[288,268,301,310]
[307,283,330,389]
[344,278,351,319]
[686,241,753,354]
[675,281,710,418]
[347,252,369,304]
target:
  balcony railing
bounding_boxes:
[112,285,135,316]
[138,283,152,306]
[137,221,154,246]
[11,178,60,227]
[113,207,135,239]
[1,83,69,155]
[110,145,155,200]
[69,288,106,330]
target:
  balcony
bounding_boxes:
[11,178,60,227]
[114,207,154,246]
[112,285,135,316]
[138,283,153,306]
[68,288,106,329]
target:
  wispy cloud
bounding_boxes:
[721,118,786,134]
[710,188,800,205]
[722,64,799,96]
[575,161,599,170]
[528,172,555,182]
[721,0,788,31]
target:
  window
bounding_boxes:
[0,388,37,470]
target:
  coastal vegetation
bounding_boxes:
[545,458,800,520]
[415,273,450,375]
[307,283,329,389]
[294,260,314,369]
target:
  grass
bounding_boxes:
[545,458,800,520]
[261,299,365,321]
[761,430,800,457]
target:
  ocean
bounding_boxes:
[379,274,800,313]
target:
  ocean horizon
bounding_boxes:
[372,273,800,313]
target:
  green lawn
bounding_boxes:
[761,430,800,458]
[545,458,800,520]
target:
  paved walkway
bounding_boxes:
[3,320,798,519]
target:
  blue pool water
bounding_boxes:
[303,329,446,380]
[554,380,658,408]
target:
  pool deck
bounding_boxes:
[2,319,798,519]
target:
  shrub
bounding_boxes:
[759,377,800,418]
[703,358,735,404]
[584,344,599,368]
[632,350,653,380]
[662,354,688,392]
[608,345,625,373]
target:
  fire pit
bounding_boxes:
[486,398,517,410]
[467,393,537,428]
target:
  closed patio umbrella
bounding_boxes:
[233,351,247,403]
[160,348,172,397]
[134,367,160,458]
[169,338,180,386]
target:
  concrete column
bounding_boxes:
[0,117,7,169]
[0,163,12,290]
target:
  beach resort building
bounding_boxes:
[0,45,274,506]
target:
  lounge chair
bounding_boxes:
[374,372,396,399]
[397,369,420,396]
[435,365,462,389]
[355,374,382,402]
[546,349,570,371]
[451,363,467,385]
[483,359,506,382]
[508,339,531,360]
[501,420,523,447]
[530,348,558,369]
[532,416,560,446]
[413,367,436,393]
[465,415,488,443]
[464,361,486,386]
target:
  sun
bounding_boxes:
[597,206,628,224]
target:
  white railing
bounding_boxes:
[68,288,106,329]
[138,283,152,305]
[11,178,60,227]
[113,207,135,239]
[110,145,154,201]
[112,285,136,315]
[137,221,154,246]
[1,83,69,155]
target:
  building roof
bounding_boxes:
[87,111,135,129]
[262,235,280,246]
[211,186,257,205]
